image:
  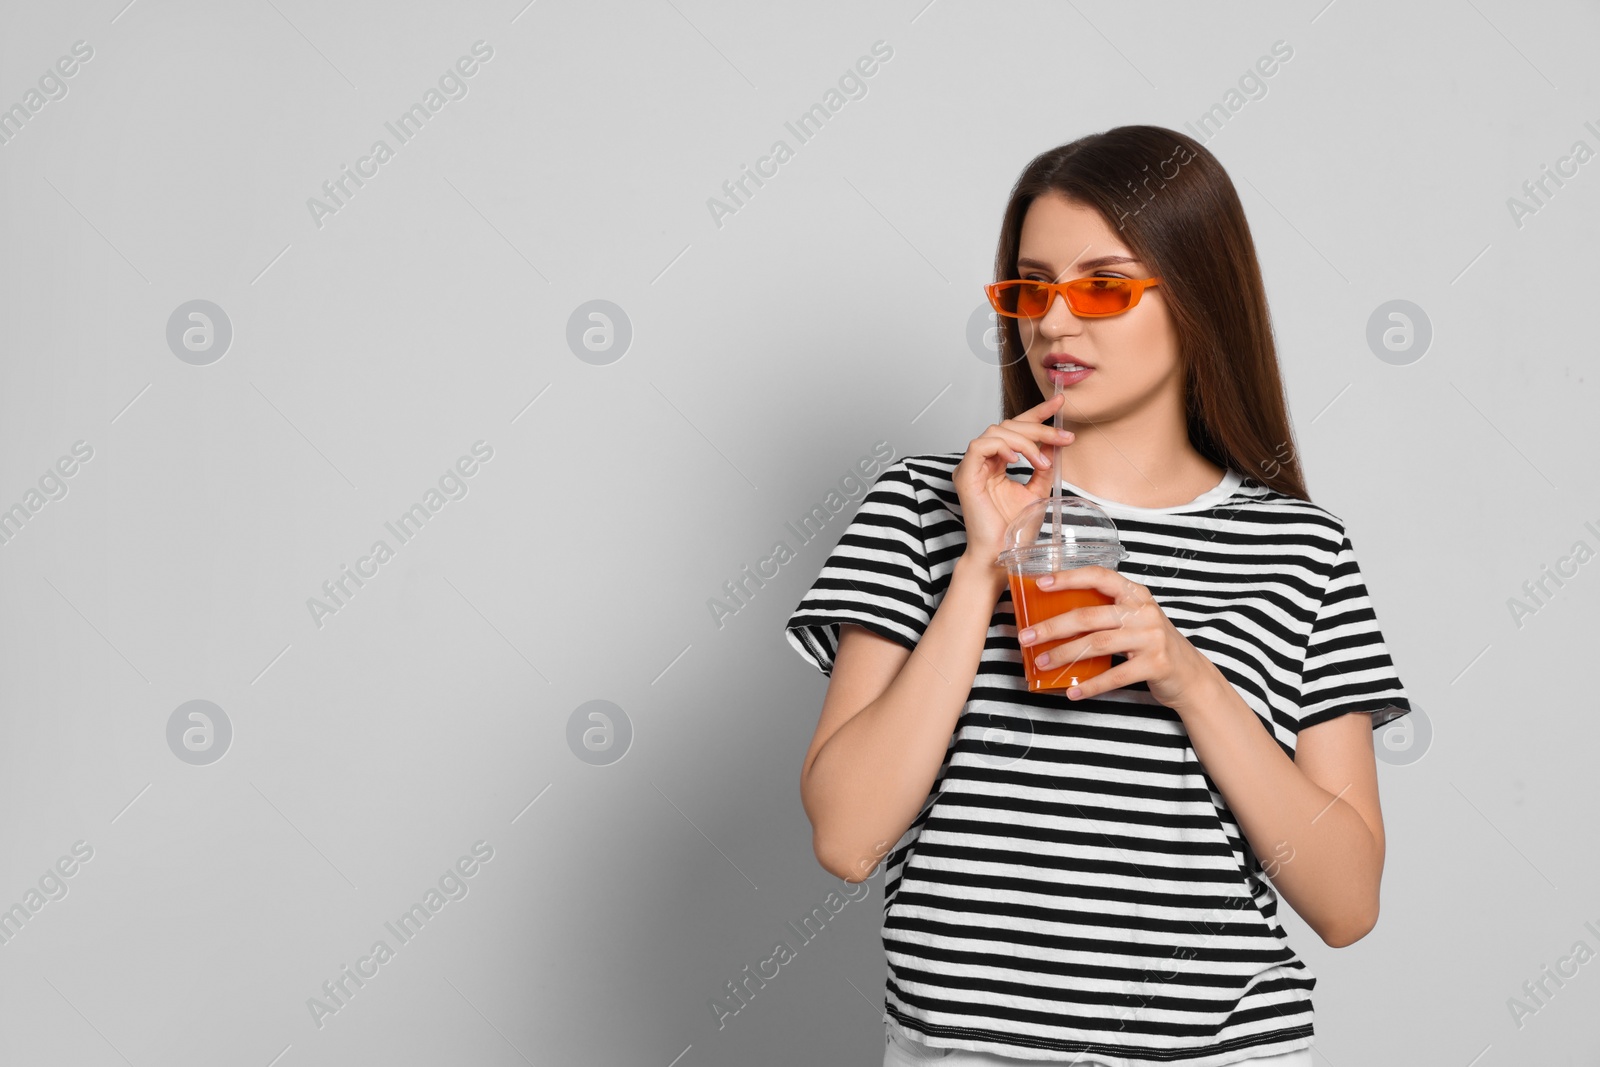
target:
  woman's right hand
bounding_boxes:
[953,392,1076,578]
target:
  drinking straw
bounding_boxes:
[1050,376,1066,543]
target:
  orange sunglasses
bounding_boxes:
[985,276,1162,319]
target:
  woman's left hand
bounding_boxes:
[1016,565,1219,711]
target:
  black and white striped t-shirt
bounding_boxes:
[783,452,1411,1066]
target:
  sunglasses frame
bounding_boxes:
[985,276,1163,319]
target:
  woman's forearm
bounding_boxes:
[1174,664,1382,946]
[804,556,1007,882]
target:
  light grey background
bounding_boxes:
[1,0,1596,1064]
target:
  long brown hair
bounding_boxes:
[993,125,1308,501]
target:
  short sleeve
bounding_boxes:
[783,460,935,677]
[1297,530,1412,732]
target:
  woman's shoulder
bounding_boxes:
[1222,475,1351,554]
[894,451,966,479]
[876,452,966,501]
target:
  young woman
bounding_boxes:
[784,126,1411,1066]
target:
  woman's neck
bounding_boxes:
[1051,411,1226,509]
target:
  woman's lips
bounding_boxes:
[1046,365,1093,385]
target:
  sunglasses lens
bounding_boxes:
[1068,278,1133,315]
[1011,282,1051,317]
[1017,281,1056,315]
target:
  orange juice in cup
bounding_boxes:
[996,496,1127,693]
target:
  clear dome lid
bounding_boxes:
[994,494,1127,572]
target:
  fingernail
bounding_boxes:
[1038,575,1054,588]
[1018,628,1036,643]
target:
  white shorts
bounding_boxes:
[884,1018,1315,1066]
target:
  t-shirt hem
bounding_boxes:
[784,613,922,677]
[1297,696,1412,733]
[887,1007,1314,1066]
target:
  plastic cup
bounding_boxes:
[996,495,1127,693]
